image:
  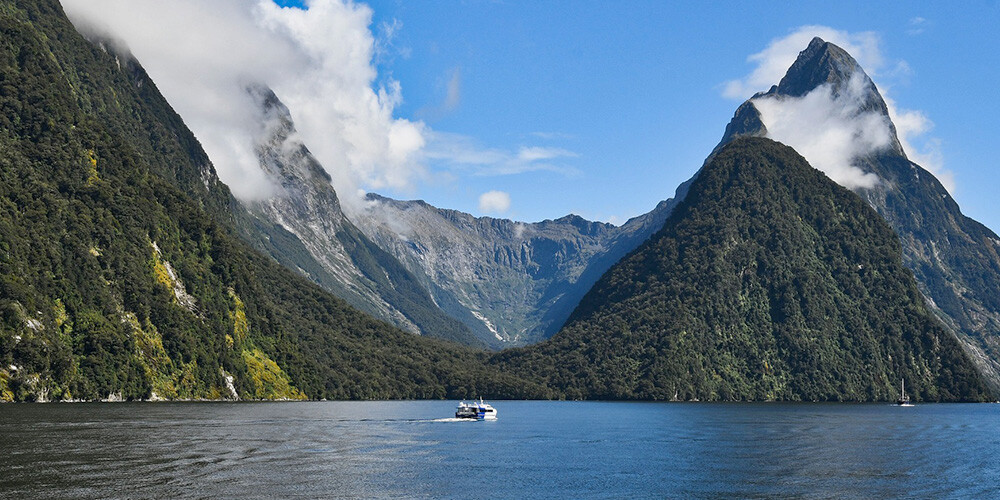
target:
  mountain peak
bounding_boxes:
[775,37,860,98]
[772,37,893,121]
[717,37,905,161]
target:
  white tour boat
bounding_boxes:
[455,398,497,420]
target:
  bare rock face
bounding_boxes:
[352,192,682,348]
[241,86,481,347]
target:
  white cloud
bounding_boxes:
[753,73,888,189]
[727,25,955,194]
[722,26,882,101]
[478,191,511,215]
[61,0,425,207]
[884,95,954,193]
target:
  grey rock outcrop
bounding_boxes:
[352,190,682,347]
[240,85,481,347]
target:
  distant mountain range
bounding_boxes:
[352,192,680,347]
[240,85,684,349]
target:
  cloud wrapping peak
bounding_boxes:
[61,0,580,210]
[61,0,425,206]
[726,25,956,195]
[723,26,882,101]
[753,73,888,190]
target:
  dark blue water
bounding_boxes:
[2,401,999,498]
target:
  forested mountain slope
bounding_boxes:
[0,0,538,401]
[719,38,1000,391]
[494,138,990,402]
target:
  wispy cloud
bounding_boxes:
[517,146,578,162]
[416,67,462,121]
[906,17,928,36]
[374,17,407,63]
[530,131,575,141]
[424,132,580,176]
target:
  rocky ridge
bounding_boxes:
[241,86,480,347]
[352,190,683,347]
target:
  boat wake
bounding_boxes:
[430,417,479,423]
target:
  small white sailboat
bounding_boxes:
[896,378,913,406]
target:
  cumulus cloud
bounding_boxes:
[61,0,425,206]
[723,26,882,101]
[727,25,955,194]
[753,73,887,189]
[478,190,511,215]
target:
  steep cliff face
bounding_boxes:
[240,86,480,347]
[352,191,680,347]
[719,37,1000,390]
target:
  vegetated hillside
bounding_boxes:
[0,0,540,401]
[720,37,1000,392]
[353,192,679,348]
[242,85,482,347]
[494,138,991,402]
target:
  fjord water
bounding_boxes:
[2,402,999,499]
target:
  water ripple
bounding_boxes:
[1,401,999,499]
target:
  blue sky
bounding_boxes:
[69,1,1000,232]
[355,1,1000,230]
